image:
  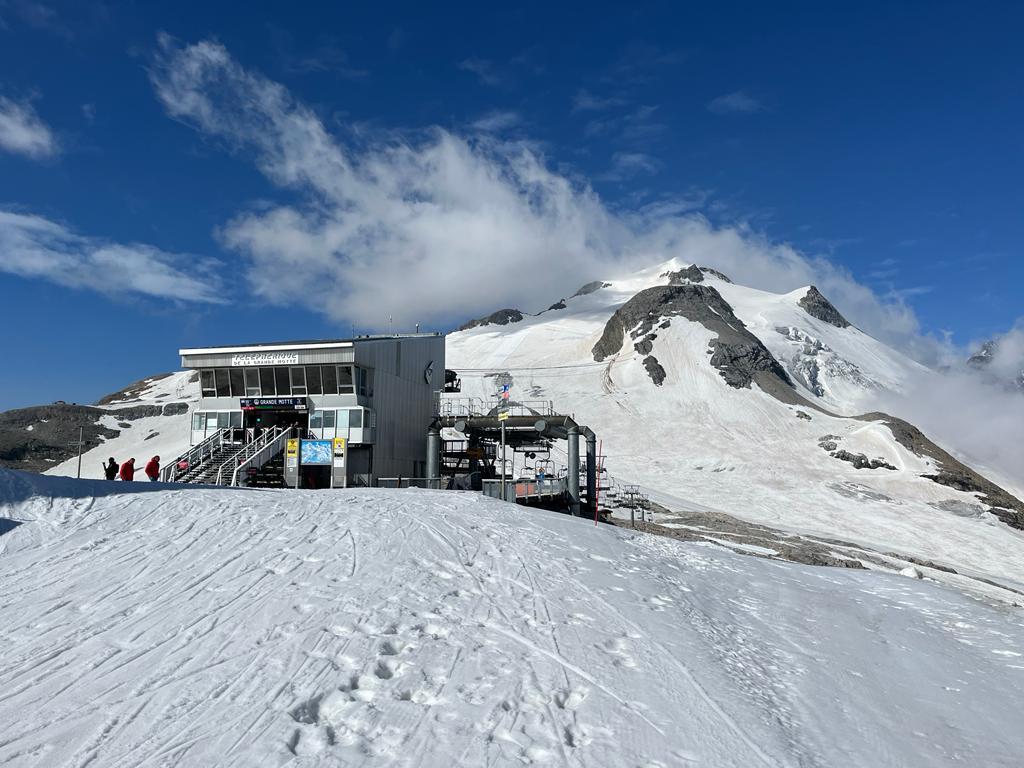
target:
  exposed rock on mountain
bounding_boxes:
[593,284,801,402]
[0,405,119,472]
[967,338,1024,391]
[456,308,525,331]
[572,281,612,297]
[799,286,851,329]
[860,412,1024,529]
[830,449,897,471]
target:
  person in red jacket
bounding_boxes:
[144,456,160,482]
[119,458,136,481]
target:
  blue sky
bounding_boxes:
[1,1,1022,409]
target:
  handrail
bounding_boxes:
[230,428,294,487]
[161,428,230,482]
[215,426,285,486]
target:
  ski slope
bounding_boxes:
[1,469,1024,767]
[447,259,1024,600]
[47,371,198,481]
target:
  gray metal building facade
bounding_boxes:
[179,334,445,486]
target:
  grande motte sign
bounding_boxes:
[231,352,300,367]
[239,397,308,411]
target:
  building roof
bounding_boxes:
[179,333,442,357]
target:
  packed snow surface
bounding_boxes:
[2,470,1023,767]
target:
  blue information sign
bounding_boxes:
[300,440,333,465]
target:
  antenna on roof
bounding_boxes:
[415,323,420,334]
[389,315,393,336]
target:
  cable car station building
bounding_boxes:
[178,333,444,487]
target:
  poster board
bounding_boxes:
[300,440,333,465]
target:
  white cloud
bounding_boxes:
[471,110,521,133]
[572,89,625,112]
[0,96,59,158]
[457,57,501,86]
[601,151,661,180]
[0,209,225,303]
[147,37,934,357]
[707,90,765,115]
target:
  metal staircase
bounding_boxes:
[162,427,295,488]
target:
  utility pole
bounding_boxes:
[500,416,506,500]
[67,426,86,479]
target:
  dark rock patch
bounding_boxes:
[95,372,174,405]
[0,404,119,473]
[634,337,654,356]
[572,281,612,297]
[830,450,897,471]
[818,440,838,452]
[858,411,1024,530]
[118,422,131,429]
[457,308,525,332]
[592,284,803,404]
[799,286,851,329]
[642,356,667,386]
[145,432,160,441]
[162,402,190,416]
[795,411,812,421]
[547,300,567,311]
[112,405,164,421]
[663,265,704,284]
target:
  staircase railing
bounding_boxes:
[226,426,295,487]
[161,428,230,482]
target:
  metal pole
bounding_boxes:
[76,426,83,479]
[500,418,506,501]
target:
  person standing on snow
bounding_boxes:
[144,456,160,482]
[103,457,119,481]
[119,458,136,481]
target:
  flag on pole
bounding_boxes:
[501,383,510,400]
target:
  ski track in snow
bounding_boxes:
[1,474,1024,767]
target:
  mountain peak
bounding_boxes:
[799,286,851,329]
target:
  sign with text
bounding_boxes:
[498,411,509,421]
[239,397,307,411]
[231,352,300,367]
[332,438,347,468]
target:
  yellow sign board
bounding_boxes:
[286,438,298,457]
[333,438,347,468]
[498,411,509,422]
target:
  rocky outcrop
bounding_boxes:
[95,373,175,405]
[661,266,733,285]
[547,300,567,311]
[0,405,119,473]
[799,286,851,329]
[642,356,666,386]
[456,309,525,332]
[592,284,801,401]
[967,339,1024,391]
[830,450,897,471]
[858,411,1024,530]
[572,281,611,297]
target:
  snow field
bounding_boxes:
[1,471,1024,766]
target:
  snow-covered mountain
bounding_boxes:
[2,470,1024,766]
[446,258,1024,601]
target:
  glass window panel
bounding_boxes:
[217,412,230,428]
[215,369,231,397]
[336,409,349,429]
[338,365,354,393]
[260,367,276,395]
[229,411,242,428]
[200,370,216,397]
[323,410,336,428]
[306,366,322,395]
[192,412,203,430]
[290,367,306,396]
[322,365,337,394]
[349,409,363,428]
[310,410,323,429]
[205,413,219,430]
[275,367,290,395]
[245,369,261,396]
[229,369,245,397]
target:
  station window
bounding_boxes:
[244,369,261,397]
[306,365,322,395]
[289,367,306,396]
[192,412,204,430]
[322,365,338,394]
[310,410,323,429]
[349,408,363,429]
[336,409,349,429]
[215,369,231,398]
[323,409,336,428]
[260,367,276,396]
[200,370,216,397]
[229,369,245,397]
[275,367,290,396]
[338,365,354,394]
